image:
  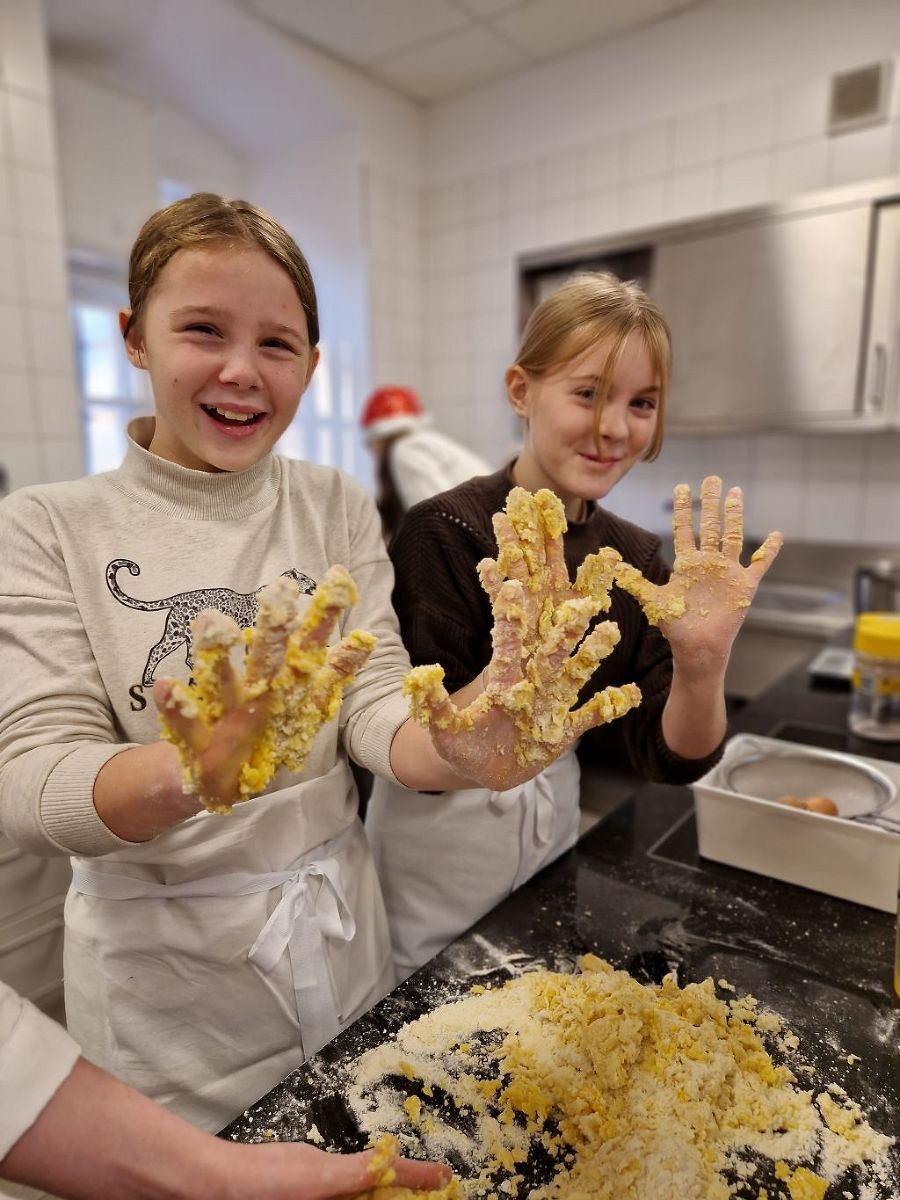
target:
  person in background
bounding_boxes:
[360,385,491,538]
[0,977,449,1200]
[366,271,783,980]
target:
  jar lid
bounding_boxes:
[854,612,900,658]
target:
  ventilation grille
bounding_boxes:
[829,61,893,135]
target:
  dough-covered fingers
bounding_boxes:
[192,609,243,716]
[567,682,642,740]
[491,513,529,586]
[476,557,503,606]
[534,488,569,594]
[304,631,377,722]
[526,596,600,692]
[698,474,722,551]
[487,579,528,690]
[244,576,301,688]
[153,677,205,755]
[403,665,486,737]
[505,487,547,585]
[561,620,621,692]
[671,482,696,557]
[721,485,744,561]
[292,564,358,653]
[574,546,620,609]
[748,529,784,579]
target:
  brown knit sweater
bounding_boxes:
[388,466,724,785]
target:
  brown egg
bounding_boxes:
[776,794,807,809]
[802,795,839,816]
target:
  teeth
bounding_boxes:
[213,407,255,422]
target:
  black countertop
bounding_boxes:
[222,651,899,1191]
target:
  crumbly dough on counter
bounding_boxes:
[347,957,894,1200]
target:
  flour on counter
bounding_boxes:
[347,956,895,1200]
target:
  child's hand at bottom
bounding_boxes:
[222,1136,454,1200]
[154,568,374,814]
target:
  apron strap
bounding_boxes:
[247,854,356,1058]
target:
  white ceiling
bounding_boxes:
[46,0,711,126]
[244,0,705,104]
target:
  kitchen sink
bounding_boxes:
[752,581,846,614]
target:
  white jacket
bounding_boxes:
[388,427,490,511]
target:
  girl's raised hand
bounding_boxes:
[613,475,783,666]
[153,569,375,814]
[402,488,640,792]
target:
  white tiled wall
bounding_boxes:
[364,51,900,543]
[0,0,81,491]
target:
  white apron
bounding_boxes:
[365,750,581,981]
[64,763,394,1132]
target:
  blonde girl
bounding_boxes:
[366,272,782,979]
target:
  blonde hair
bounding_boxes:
[123,192,319,346]
[515,271,671,461]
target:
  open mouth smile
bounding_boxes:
[202,405,266,432]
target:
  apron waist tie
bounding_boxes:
[71,824,357,1059]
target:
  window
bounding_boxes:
[71,285,153,475]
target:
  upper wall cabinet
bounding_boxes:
[520,182,900,433]
[653,197,875,432]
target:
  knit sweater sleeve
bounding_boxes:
[333,473,412,780]
[0,491,140,857]
[388,490,497,693]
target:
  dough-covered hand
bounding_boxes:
[403,487,640,791]
[614,475,783,662]
[225,1133,454,1200]
[347,1134,460,1199]
[154,568,375,814]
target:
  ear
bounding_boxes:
[505,364,531,418]
[303,346,320,391]
[119,309,146,370]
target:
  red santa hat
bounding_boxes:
[360,386,425,442]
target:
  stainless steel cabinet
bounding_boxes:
[860,199,900,424]
[652,197,875,431]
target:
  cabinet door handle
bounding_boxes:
[867,342,887,412]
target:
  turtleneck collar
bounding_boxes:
[108,416,282,521]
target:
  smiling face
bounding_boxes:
[121,243,318,473]
[507,334,660,520]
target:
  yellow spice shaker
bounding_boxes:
[849,612,900,742]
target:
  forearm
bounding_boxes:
[1,1057,223,1200]
[660,655,728,761]
[93,742,202,842]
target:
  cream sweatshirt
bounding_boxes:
[0,418,410,861]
